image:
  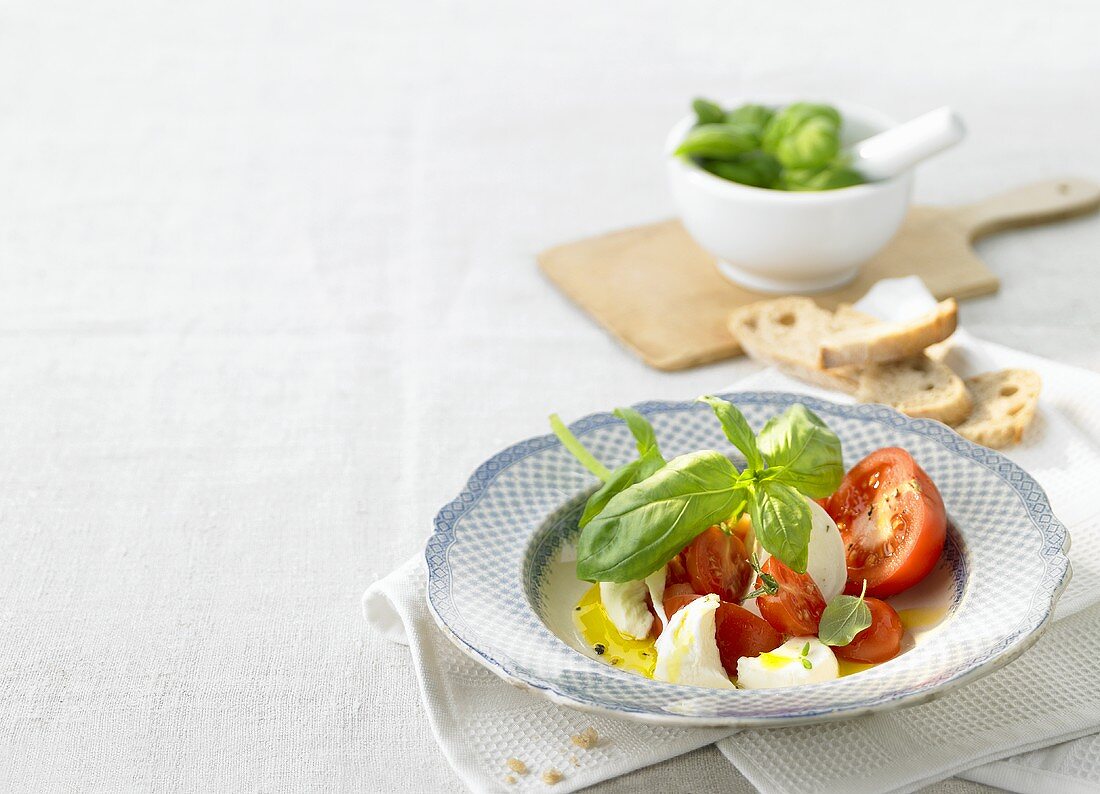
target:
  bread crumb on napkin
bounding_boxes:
[571,726,598,749]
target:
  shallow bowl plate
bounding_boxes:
[425,393,1070,726]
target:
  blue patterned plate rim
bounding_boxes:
[424,391,1072,726]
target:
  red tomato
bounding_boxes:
[683,525,752,602]
[660,586,781,675]
[662,583,699,619]
[666,554,691,587]
[731,514,754,549]
[834,598,903,664]
[755,557,826,636]
[714,603,782,674]
[822,447,947,597]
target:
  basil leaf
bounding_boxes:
[698,395,764,473]
[700,151,781,189]
[577,408,666,528]
[674,123,759,160]
[749,480,812,574]
[773,116,840,170]
[724,104,774,141]
[549,414,611,481]
[692,97,726,126]
[578,447,664,528]
[576,450,743,583]
[762,102,841,155]
[613,407,662,460]
[783,163,864,191]
[757,404,843,498]
[818,586,872,647]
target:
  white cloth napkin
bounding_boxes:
[363,278,1100,793]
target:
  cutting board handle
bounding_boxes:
[953,177,1100,240]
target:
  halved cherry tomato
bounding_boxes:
[662,583,699,619]
[822,447,947,597]
[666,554,691,587]
[731,514,754,549]
[714,602,782,673]
[755,557,826,636]
[834,598,903,663]
[684,525,752,603]
[660,587,781,675]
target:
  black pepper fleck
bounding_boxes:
[593,643,606,655]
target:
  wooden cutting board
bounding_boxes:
[540,178,1100,371]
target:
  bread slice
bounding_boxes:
[728,298,874,393]
[833,303,877,325]
[818,299,958,369]
[835,303,957,362]
[856,356,973,425]
[954,369,1041,448]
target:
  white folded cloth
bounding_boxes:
[363,278,1100,793]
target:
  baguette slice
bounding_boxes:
[728,298,874,393]
[954,369,1041,448]
[856,356,973,425]
[818,299,958,369]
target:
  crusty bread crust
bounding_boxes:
[728,298,871,394]
[954,369,1041,448]
[856,356,973,426]
[819,299,958,369]
[728,298,1044,446]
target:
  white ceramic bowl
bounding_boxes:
[667,100,914,293]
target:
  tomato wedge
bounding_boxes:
[662,583,699,619]
[822,447,947,597]
[754,557,826,636]
[834,598,903,664]
[666,553,691,587]
[714,602,782,672]
[683,525,752,603]
[661,586,781,675]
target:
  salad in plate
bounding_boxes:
[550,397,948,689]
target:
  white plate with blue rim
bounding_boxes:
[424,392,1071,727]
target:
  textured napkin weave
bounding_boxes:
[363,557,730,792]
[363,278,1100,793]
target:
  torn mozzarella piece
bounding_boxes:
[599,580,653,639]
[654,593,736,689]
[645,565,668,628]
[736,637,839,689]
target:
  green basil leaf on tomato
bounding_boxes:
[817,582,873,647]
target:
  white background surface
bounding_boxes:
[2,1,1098,791]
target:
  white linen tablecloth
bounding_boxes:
[2,0,1100,791]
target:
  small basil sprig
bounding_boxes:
[550,408,666,529]
[818,581,872,647]
[575,396,843,582]
[799,642,813,670]
[744,553,779,599]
